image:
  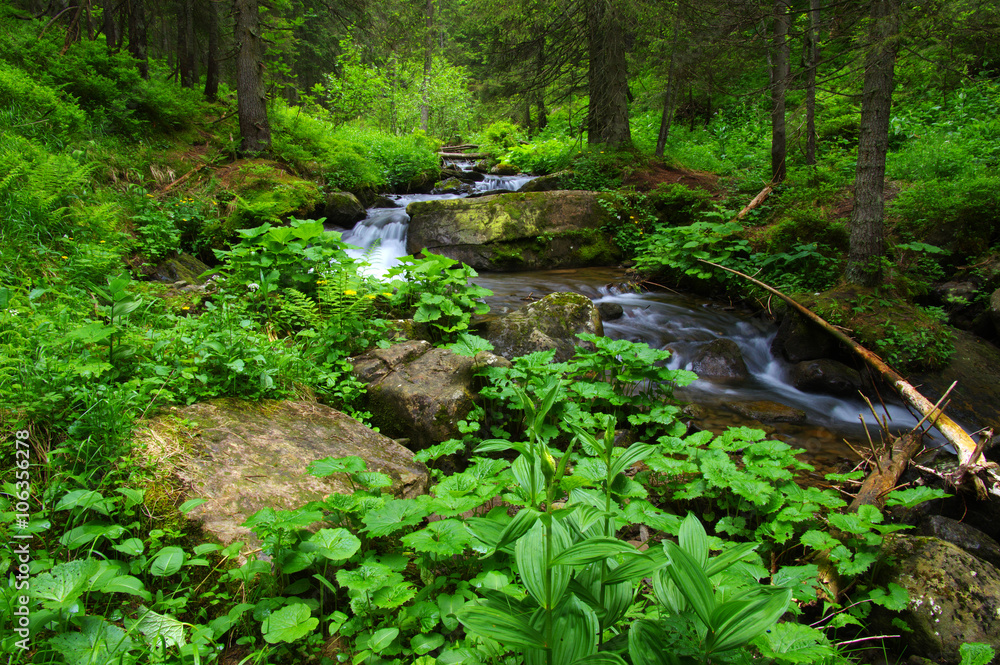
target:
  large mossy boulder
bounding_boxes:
[406,191,622,271]
[477,292,604,362]
[873,534,1000,664]
[351,340,512,449]
[135,399,428,545]
[218,159,325,230]
[790,359,862,396]
[320,191,366,226]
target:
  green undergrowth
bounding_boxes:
[2,327,954,664]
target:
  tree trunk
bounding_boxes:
[127,0,148,79]
[845,0,900,287]
[204,0,220,101]
[103,0,120,49]
[179,0,196,88]
[419,0,434,132]
[805,0,820,169]
[586,0,631,148]
[234,0,271,156]
[656,9,681,157]
[770,0,790,184]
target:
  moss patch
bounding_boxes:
[800,286,954,372]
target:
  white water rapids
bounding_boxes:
[337,171,947,468]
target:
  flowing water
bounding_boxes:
[340,173,938,471]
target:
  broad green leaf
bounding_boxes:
[55,490,110,515]
[262,603,318,644]
[438,593,465,632]
[959,643,996,665]
[304,528,362,562]
[149,546,186,577]
[664,541,715,626]
[336,562,393,593]
[362,499,428,537]
[32,558,100,608]
[402,519,474,557]
[99,574,151,600]
[609,442,656,478]
[752,622,837,664]
[571,654,629,665]
[50,616,134,665]
[678,513,709,569]
[130,605,187,649]
[178,498,207,514]
[604,549,668,584]
[551,593,600,665]
[60,522,124,549]
[113,538,145,556]
[517,520,572,609]
[705,542,759,578]
[708,588,792,653]
[411,632,446,655]
[307,455,366,477]
[550,538,641,566]
[494,507,540,552]
[369,627,399,653]
[457,605,546,649]
[628,619,681,665]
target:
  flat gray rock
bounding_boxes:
[136,399,428,545]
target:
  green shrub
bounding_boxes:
[0,62,87,143]
[503,138,574,174]
[891,176,1000,259]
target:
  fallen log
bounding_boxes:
[698,260,980,467]
[439,152,487,159]
[848,432,924,511]
[736,185,773,220]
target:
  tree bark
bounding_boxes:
[420,0,434,132]
[587,0,631,148]
[805,0,820,169]
[770,0,790,184]
[179,0,196,88]
[103,0,120,49]
[845,0,900,286]
[127,0,148,79]
[204,0,220,101]
[234,0,271,156]
[655,9,680,157]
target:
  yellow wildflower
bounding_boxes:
[382,292,393,297]
[344,289,357,296]
[182,306,190,310]
[316,279,328,285]
[365,294,377,300]
[61,255,68,259]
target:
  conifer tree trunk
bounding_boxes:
[103,0,120,49]
[770,0,790,183]
[128,0,148,79]
[420,0,434,132]
[846,0,901,286]
[234,0,271,155]
[586,0,631,148]
[204,0,220,101]
[179,0,196,88]
[805,0,820,169]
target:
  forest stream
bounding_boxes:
[338,173,947,473]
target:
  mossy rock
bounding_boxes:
[134,399,428,545]
[406,191,622,271]
[478,291,604,362]
[799,286,954,372]
[320,191,366,226]
[873,534,1000,664]
[220,160,324,231]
